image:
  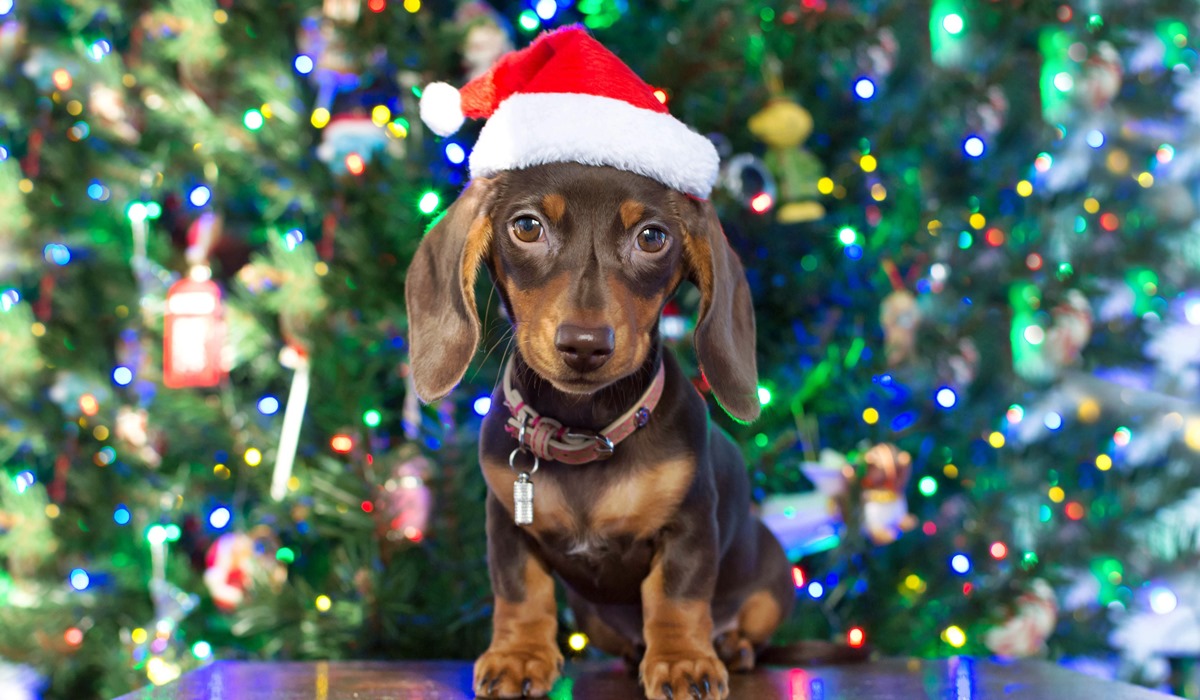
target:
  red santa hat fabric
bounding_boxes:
[419,26,719,199]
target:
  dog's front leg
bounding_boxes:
[639,511,729,700]
[474,493,563,698]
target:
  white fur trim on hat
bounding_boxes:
[419,82,465,137]
[468,93,720,199]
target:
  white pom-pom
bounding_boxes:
[420,82,465,137]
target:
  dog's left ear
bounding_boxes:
[681,197,760,423]
[404,178,496,403]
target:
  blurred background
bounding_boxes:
[3,0,1200,697]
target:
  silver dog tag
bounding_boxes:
[514,472,534,525]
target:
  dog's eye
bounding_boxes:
[636,227,668,253]
[510,217,544,243]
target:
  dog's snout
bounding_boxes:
[554,324,615,372]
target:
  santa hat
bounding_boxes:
[419,26,719,199]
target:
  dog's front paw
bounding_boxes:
[473,645,564,698]
[639,648,729,700]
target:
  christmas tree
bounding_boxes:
[4,0,1200,697]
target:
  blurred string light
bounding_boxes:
[950,553,971,574]
[112,366,133,386]
[792,566,806,588]
[445,142,466,164]
[1096,454,1113,471]
[418,191,440,214]
[69,568,90,591]
[807,581,825,598]
[15,470,35,494]
[853,77,876,100]
[749,192,773,213]
[1006,404,1024,423]
[935,387,957,408]
[990,542,1008,559]
[258,396,280,415]
[192,641,212,660]
[363,409,382,427]
[757,386,773,406]
[963,135,985,158]
[208,506,231,529]
[918,476,938,496]
[473,396,492,416]
[0,1,13,18]
[942,13,964,34]
[568,632,588,651]
[403,0,419,11]
[1086,130,1105,148]
[294,55,314,74]
[837,226,857,245]
[1053,71,1074,92]
[847,627,865,648]
[113,504,131,525]
[1157,144,1175,164]
[345,153,366,176]
[943,625,966,648]
[330,434,354,453]
[244,448,262,466]
[1150,586,1178,615]
[1044,412,1063,430]
[44,243,71,265]
[315,595,332,612]
[1,288,20,312]
[88,180,110,200]
[368,0,385,11]
[535,0,557,21]
[243,109,265,131]
[189,185,212,207]
[1113,426,1132,447]
[518,9,540,31]
[284,228,304,251]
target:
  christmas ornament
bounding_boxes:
[419,26,719,199]
[270,345,311,501]
[203,529,288,611]
[88,84,140,143]
[115,406,163,468]
[971,86,1009,136]
[379,454,433,542]
[984,579,1058,658]
[315,115,402,175]
[718,153,778,213]
[323,0,362,23]
[747,97,825,223]
[761,444,916,556]
[880,290,921,367]
[297,12,361,118]
[163,267,226,388]
[859,27,898,81]
[1081,42,1122,111]
[1011,285,1092,383]
[454,1,514,81]
[857,443,917,545]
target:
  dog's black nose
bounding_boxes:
[555,324,615,372]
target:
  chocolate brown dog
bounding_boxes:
[405,161,796,699]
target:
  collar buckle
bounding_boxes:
[565,430,615,459]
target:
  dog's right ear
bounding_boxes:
[404,178,496,403]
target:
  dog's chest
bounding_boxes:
[481,455,695,542]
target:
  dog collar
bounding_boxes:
[502,358,666,465]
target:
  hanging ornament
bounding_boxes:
[1011,284,1092,383]
[880,290,921,367]
[88,84,140,143]
[719,153,778,214]
[270,345,311,501]
[856,443,917,545]
[1081,41,1122,111]
[984,579,1058,658]
[323,0,362,23]
[858,27,898,81]
[454,1,515,81]
[115,406,163,468]
[748,97,825,223]
[315,115,401,176]
[378,453,432,544]
[761,444,916,556]
[203,528,288,611]
[163,267,226,388]
[297,12,362,119]
[971,85,1009,137]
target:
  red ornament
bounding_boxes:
[163,272,225,388]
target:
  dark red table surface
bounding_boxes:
[115,658,1181,700]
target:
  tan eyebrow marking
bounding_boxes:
[541,194,566,224]
[620,200,645,229]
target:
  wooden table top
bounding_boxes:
[116,657,1181,699]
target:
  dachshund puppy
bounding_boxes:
[406,161,796,700]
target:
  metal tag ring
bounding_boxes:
[509,447,539,475]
